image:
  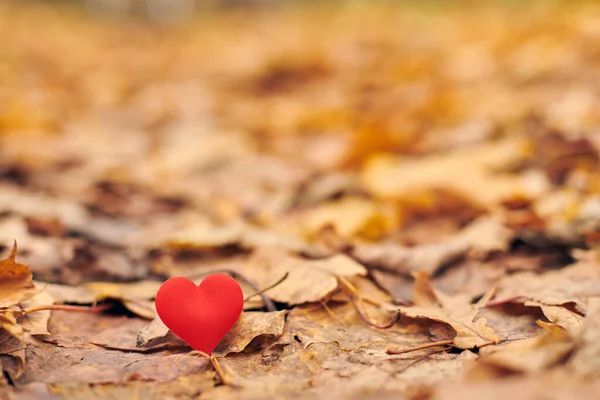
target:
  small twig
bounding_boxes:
[475,340,498,349]
[352,295,401,329]
[338,275,401,329]
[337,276,359,296]
[485,296,521,307]
[386,339,454,355]
[336,275,383,305]
[320,298,346,327]
[186,269,277,312]
[244,272,289,303]
[22,303,112,315]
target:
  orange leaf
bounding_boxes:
[0,241,37,308]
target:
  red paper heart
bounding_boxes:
[155,274,244,354]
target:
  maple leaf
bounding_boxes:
[0,241,37,381]
[0,242,37,309]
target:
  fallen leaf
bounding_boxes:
[162,220,314,256]
[477,327,573,373]
[394,272,500,349]
[535,303,584,337]
[260,253,367,305]
[353,216,513,276]
[49,371,215,400]
[17,287,55,336]
[475,304,543,343]
[0,242,37,308]
[40,282,96,304]
[360,137,541,206]
[567,298,600,378]
[136,317,172,348]
[492,260,600,313]
[213,311,286,356]
[83,281,162,319]
[432,375,600,400]
[0,313,25,380]
[19,340,210,385]
[300,196,398,239]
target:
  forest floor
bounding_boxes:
[1,1,600,399]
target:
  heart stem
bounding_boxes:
[189,351,237,387]
[210,355,235,386]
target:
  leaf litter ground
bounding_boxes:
[1,1,600,399]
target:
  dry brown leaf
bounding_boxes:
[475,305,543,343]
[534,303,584,337]
[163,220,312,254]
[432,375,600,400]
[213,311,286,356]
[17,287,55,336]
[137,316,171,348]
[361,137,544,206]
[300,196,398,239]
[83,281,161,319]
[354,239,469,276]
[0,312,25,380]
[19,340,210,385]
[395,272,500,349]
[568,298,600,378]
[0,242,37,309]
[434,259,505,298]
[478,327,573,373]
[354,216,513,276]
[492,261,600,313]
[49,372,215,400]
[266,255,366,305]
[83,280,161,301]
[44,310,148,351]
[40,282,97,304]
[282,302,426,352]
